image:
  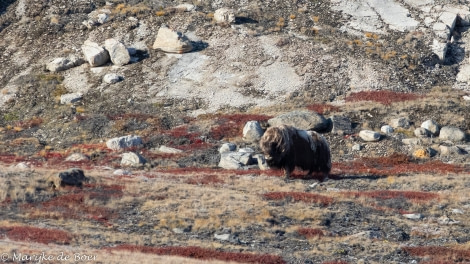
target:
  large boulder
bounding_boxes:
[51,168,89,187]
[421,120,440,136]
[214,8,236,24]
[242,121,264,143]
[359,130,381,142]
[439,126,466,142]
[106,135,143,151]
[218,152,253,170]
[121,152,146,167]
[104,38,130,66]
[46,56,84,72]
[268,111,329,131]
[152,25,193,54]
[81,40,110,67]
[60,93,83,104]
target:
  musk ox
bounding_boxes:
[259,125,331,180]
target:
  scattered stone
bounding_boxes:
[421,120,440,136]
[60,93,83,104]
[381,125,394,134]
[14,162,30,169]
[242,121,264,143]
[81,40,110,67]
[103,73,123,84]
[104,38,131,66]
[113,169,132,175]
[238,147,255,153]
[106,135,143,151]
[219,143,237,153]
[331,115,352,135]
[254,154,269,170]
[439,126,466,142]
[46,56,84,72]
[390,117,410,129]
[452,209,464,214]
[83,9,111,29]
[352,144,363,151]
[439,145,465,156]
[414,127,431,138]
[121,152,146,167]
[214,8,236,24]
[157,145,183,154]
[431,39,448,61]
[359,130,381,142]
[65,153,89,162]
[438,216,460,225]
[218,152,253,169]
[402,138,421,145]
[152,25,193,54]
[268,111,329,131]
[175,4,196,12]
[57,168,88,187]
[403,213,422,220]
[214,233,230,241]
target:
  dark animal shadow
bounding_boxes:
[190,41,209,52]
[234,17,258,25]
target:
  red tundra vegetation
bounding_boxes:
[345,90,423,105]
[297,227,325,238]
[306,103,341,115]
[106,245,286,264]
[342,190,439,203]
[402,246,470,262]
[333,153,468,176]
[0,226,72,245]
[263,192,333,206]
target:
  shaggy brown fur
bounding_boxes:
[259,125,331,181]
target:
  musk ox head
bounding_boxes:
[259,125,295,168]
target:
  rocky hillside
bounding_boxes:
[1,0,470,263]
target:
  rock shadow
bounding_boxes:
[234,17,259,25]
[190,40,209,52]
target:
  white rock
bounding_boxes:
[104,38,130,66]
[242,121,264,143]
[352,144,363,151]
[238,147,255,153]
[254,154,269,170]
[214,233,230,241]
[403,213,422,220]
[414,127,431,138]
[60,93,83,104]
[431,39,448,61]
[402,138,421,145]
[65,153,89,162]
[390,117,410,129]
[106,135,143,150]
[218,152,253,169]
[421,120,439,136]
[214,8,236,24]
[113,169,132,175]
[157,145,183,154]
[103,73,123,84]
[457,64,470,83]
[81,40,110,67]
[46,56,83,72]
[175,4,196,12]
[121,152,146,167]
[452,209,464,214]
[439,126,466,142]
[97,13,109,24]
[437,215,460,225]
[219,143,236,153]
[152,25,193,54]
[439,145,464,156]
[359,130,381,142]
[381,125,394,134]
[14,162,30,169]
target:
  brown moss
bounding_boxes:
[342,190,439,203]
[297,227,325,238]
[263,192,333,206]
[345,90,422,105]
[402,246,470,261]
[306,103,341,115]
[207,114,272,140]
[106,245,286,264]
[0,226,72,245]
